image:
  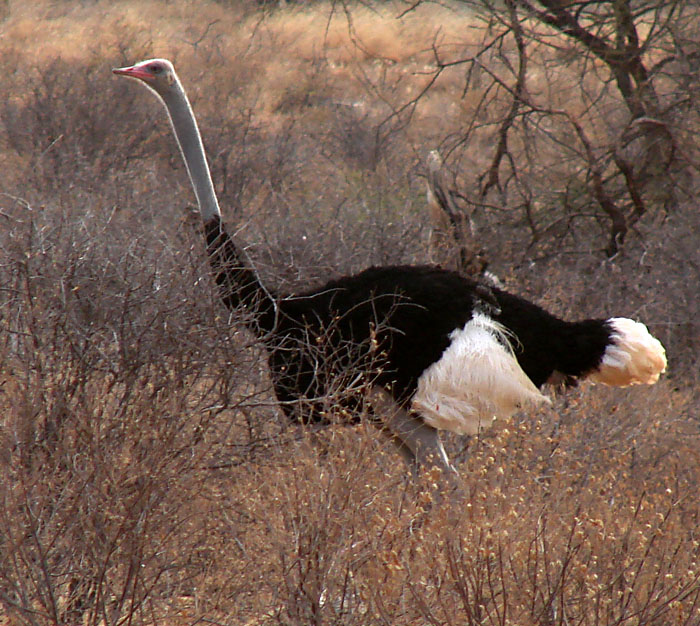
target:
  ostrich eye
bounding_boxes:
[150,64,163,74]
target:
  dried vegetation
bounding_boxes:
[0,0,698,624]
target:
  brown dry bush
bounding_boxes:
[0,1,698,625]
[0,190,275,624]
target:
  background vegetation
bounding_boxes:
[0,0,697,624]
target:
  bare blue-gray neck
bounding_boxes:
[161,79,221,222]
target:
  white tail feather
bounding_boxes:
[588,317,667,386]
[412,314,549,435]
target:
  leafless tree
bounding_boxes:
[394,0,700,258]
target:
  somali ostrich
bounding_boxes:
[113,59,667,473]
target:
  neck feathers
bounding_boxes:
[204,216,276,333]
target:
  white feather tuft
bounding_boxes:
[588,317,667,386]
[412,313,549,435]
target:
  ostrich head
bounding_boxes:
[113,57,221,222]
[112,58,177,96]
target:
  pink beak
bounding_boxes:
[112,65,152,82]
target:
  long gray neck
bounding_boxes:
[158,76,277,333]
[160,80,221,222]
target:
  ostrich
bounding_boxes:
[113,59,667,474]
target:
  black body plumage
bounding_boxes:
[206,216,613,423]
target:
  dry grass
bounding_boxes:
[0,0,698,624]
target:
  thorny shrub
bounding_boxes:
[0,2,697,625]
